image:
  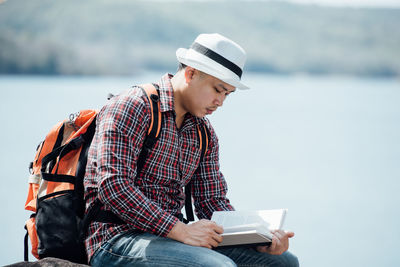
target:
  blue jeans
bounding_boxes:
[90,230,299,267]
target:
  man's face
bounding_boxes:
[183,70,236,118]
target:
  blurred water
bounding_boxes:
[1,73,399,266]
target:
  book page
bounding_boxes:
[211,209,287,246]
[211,209,287,231]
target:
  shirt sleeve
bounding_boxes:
[191,120,235,220]
[95,89,178,236]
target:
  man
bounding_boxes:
[84,33,298,266]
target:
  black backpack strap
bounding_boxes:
[184,185,194,222]
[197,123,209,163]
[137,83,162,174]
[24,226,29,261]
[40,136,85,174]
[184,123,210,222]
[24,214,36,262]
[41,114,97,175]
[80,199,125,241]
[75,118,97,218]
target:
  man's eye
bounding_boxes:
[215,88,222,93]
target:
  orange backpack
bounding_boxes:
[24,109,97,263]
[24,84,208,263]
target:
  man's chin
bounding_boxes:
[197,114,206,119]
[190,108,213,118]
[192,111,207,118]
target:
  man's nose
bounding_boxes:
[214,94,226,107]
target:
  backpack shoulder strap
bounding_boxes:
[184,121,210,223]
[197,123,209,163]
[136,83,162,174]
[140,83,162,141]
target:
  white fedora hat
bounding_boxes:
[176,33,249,89]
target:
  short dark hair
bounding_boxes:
[177,63,187,72]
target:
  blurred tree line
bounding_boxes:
[0,0,399,77]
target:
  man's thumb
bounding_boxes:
[286,231,295,238]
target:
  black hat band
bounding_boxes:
[191,42,243,78]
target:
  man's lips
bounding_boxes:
[206,108,217,115]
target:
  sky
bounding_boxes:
[284,0,400,7]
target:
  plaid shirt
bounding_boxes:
[84,74,234,260]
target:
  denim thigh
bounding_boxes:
[90,230,236,267]
[215,246,299,267]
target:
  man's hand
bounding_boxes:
[256,230,295,255]
[167,219,223,249]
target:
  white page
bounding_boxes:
[212,209,287,231]
[211,209,287,246]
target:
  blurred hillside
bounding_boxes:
[0,0,399,77]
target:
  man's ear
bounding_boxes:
[184,66,196,84]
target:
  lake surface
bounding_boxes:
[1,73,399,266]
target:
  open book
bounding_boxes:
[211,209,287,247]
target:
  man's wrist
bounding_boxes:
[166,221,187,242]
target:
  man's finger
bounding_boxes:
[269,235,278,251]
[212,231,223,244]
[209,237,220,248]
[285,231,295,238]
[272,230,284,240]
[213,223,224,234]
[272,229,295,239]
[274,234,282,247]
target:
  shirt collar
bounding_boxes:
[157,73,175,113]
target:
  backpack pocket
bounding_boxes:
[36,189,87,263]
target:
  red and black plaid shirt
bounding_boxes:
[84,74,234,260]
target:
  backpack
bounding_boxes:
[24,84,209,264]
